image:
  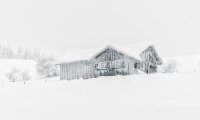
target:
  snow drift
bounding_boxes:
[1,73,200,120]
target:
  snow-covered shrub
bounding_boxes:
[6,68,20,82]
[37,55,59,78]
[21,70,31,83]
[159,59,178,73]
[12,72,23,82]
[6,68,31,82]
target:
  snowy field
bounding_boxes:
[1,73,200,120]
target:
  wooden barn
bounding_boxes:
[57,42,163,80]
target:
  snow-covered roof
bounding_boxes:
[93,41,154,60]
[56,48,103,64]
[57,41,154,64]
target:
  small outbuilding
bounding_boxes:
[57,42,163,80]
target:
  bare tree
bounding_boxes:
[37,55,59,78]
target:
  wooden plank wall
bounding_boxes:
[60,60,96,80]
[96,57,140,76]
[140,46,161,66]
[139,47,159,73]
[59,46,162,80]
[95,48,125,62]
[123,57,147,75]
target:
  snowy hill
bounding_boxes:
[0,54,199,120]
[0,59,37,81]
[0,55,200,120]
[1,73,200,120]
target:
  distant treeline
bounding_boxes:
[0,45,40,60]
[0,44,59,78]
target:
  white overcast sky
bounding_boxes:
[0,0,200,57]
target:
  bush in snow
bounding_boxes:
[159,59,178,73]
[6,68,20,82]
[6,68,31,82]
[21,70,31,84]
[37,55,59,78]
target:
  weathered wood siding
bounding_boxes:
[140,46,162,66]
[96,58,135,76]
[139,46,162,73]
[94,48,125,62]
[60,60,95,80]
[59,45,163,80]
[133,60,146,73]
[94,48,127,76]
[94,48,142,76]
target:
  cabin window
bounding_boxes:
[115,60,121,68]
[150,65,152,69]
[95,64,98,69]
[106,61,111,68]
[97,62,105,69]
[102,62,106,68]
[121,61,125,68]
[150,65,156,69]
[134,63,138,69]
[111,61,115,68]
[139,63,143,69]
[115,61,118,68]
[97,62,108,69]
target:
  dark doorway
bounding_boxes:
[134,63,138,69]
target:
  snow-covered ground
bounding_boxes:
[0,56,200,120]
[1,73,200,120]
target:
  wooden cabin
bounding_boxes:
[57,42,163,80]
